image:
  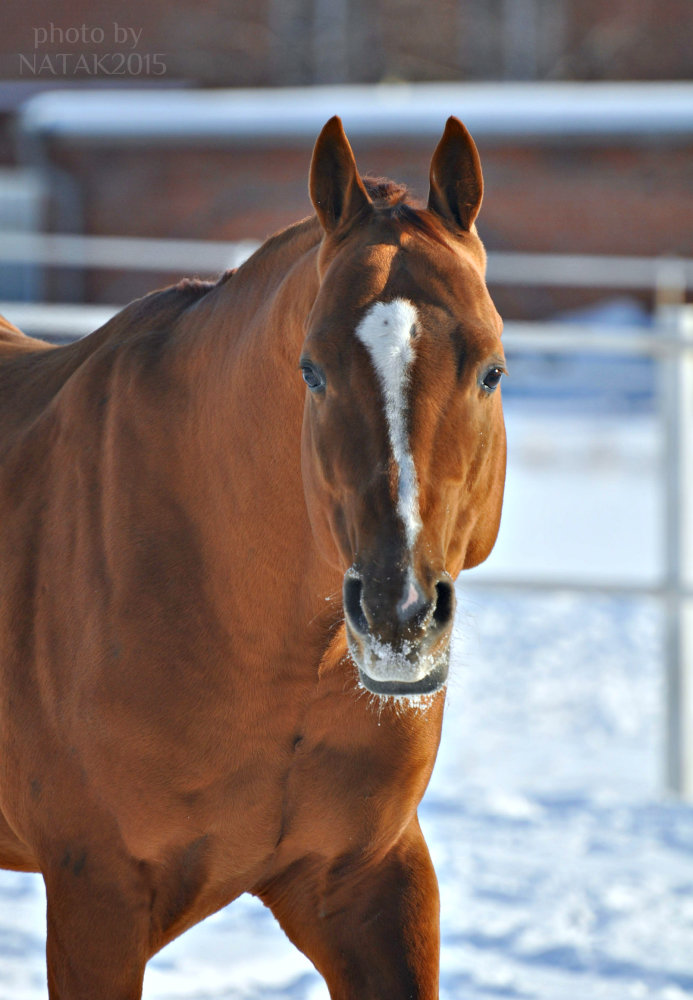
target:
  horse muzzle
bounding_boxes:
[342,567,455,697]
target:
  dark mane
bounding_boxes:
[363,175,451,247]
[175,276,220,295]
[363,176,410,205]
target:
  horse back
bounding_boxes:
[0,312,50,357]
[0,282,215,445]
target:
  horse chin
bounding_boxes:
[346,630,450,699]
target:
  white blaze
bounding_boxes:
[355,298,421,550]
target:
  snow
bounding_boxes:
[2,399,692,999]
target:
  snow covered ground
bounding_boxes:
[2,400,693,1000]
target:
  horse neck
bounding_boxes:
[168,218,338,619]
[191,216,322,385]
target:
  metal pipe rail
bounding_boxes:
[0,231,259,273]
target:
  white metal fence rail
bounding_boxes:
[0,231,260,274]
[1,233,692,796]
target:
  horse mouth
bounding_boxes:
[345,625,450,698]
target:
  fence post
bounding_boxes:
[659,288,693,796]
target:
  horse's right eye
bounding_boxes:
[300,363,325,392]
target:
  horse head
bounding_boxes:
[300,116,506,698]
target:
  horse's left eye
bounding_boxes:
[301,363,325,392]
[481,367,504,393]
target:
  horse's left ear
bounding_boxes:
[310,116,372,234]
[428,116,483,233]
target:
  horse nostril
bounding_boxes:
[432,578,455,630]
[344,570,455,644]
[343,574,368,634]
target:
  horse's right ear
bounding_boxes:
[310,117,372,234]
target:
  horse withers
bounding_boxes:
[0,117,506,998]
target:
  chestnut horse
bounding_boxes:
[0,117,505,998]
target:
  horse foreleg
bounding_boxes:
[42,850,151,1000]
[259,818,440,1000]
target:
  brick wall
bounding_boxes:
[44,131,693,318]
